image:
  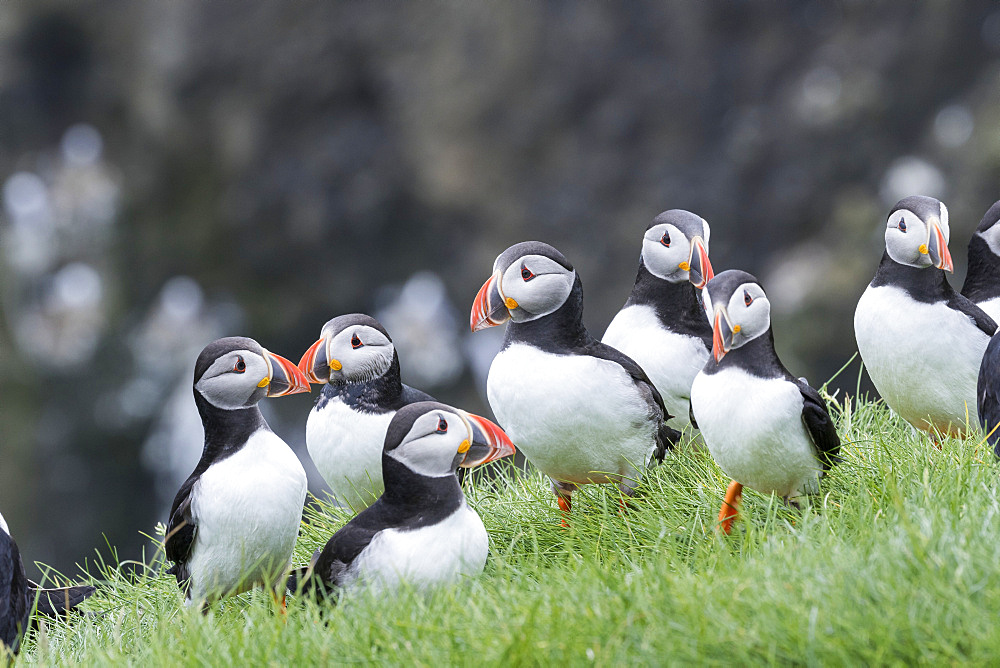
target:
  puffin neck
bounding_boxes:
[963,235,1000,301]
[627,262,712,342]
[378,455,463,511]
[704,327,790,380]
[328,351,405,413]
[503,275,592,352]
[194,390,267,461]
[870,250,955,304]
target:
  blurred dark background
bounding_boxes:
[2,1,1000,577]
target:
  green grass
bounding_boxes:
[12,390,1000,666]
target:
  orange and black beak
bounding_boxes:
[471,271,511,332]
[263,349,311,397]
[711,307,736,363]
[687,236,714,289]
[926,220,954,273]
[459,412,516,468]
[297,337,331,384]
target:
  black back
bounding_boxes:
[978,332,1000,457]
[165,375,268,590]
[703,327,840,468]
[962,200,1000,303]
[624,261,713,348]
[870,251,997,335]
[504,274,680,456]
[0,530,28,655]
[314,350,435,415]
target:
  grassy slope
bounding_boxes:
[13,389,1000,666]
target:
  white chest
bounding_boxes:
[691,367,820,498]
[187,429,307,599]
[603,304,709,429]
[855,285,987,433]
[349,504,488,591]
[486,343,658,485]
[306,396,394,510]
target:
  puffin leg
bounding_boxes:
[617,476,639,513]
[718,480,743,534]
[270,587,288,618]
[551,479,576,527]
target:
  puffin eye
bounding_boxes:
[351,334,363,349]
[660,231,671,247]
[436,417,448,433]
[233,356,246,373]
[521,265,535,281]
[898,218,907,233]
[744,290,753,307]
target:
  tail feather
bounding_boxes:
[27,582,96,617]
[654,423,683,462]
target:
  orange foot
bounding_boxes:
[718,480,743,534]
[271,590,288,620]
[557,495,571,527]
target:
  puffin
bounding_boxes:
[165,336,311,607]
[690,270,841,533]
[855,196,997,437]
[977,331,1000,457]
[470,241,681,514]
[293,401,514,595]
[603,210,715,432]
[961,199,1000,323]
[1,510,96,655]
[297,314,435,512]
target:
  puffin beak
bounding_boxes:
[927,220,954,273]
[687,236,714,289]
[471,271,511,332]
[459,412,516,468]
[712,308,734,363]
[297,337,331,384]
[263,350,311,397]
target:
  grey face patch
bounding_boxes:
[385,408,471,478]
[195,348,270,410]
[499,254,576,322]
[326,324,394,384]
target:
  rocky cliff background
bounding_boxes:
[2,1,999,575]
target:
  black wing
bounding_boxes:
[795,380,841,470]
[584,341,681,459]
[0,532,28,654]
[164,472,200,588]
[948,293,998,337]
[978,335,1000,457]
[309,514,385,594]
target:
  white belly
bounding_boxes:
[349,504,488,591]
[486,343,658,485]
[975,296,1000,326]
[306,396,394,511]
[855,285,988,434]
[187,429,307,600]
[691,367,821,497]
[603,304,709,430]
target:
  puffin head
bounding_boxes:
[193,336,310,410]
[884,196,954,272]
[383,401,515,477]
[470,241,576,331]
[703,270,771,363]
[974,199,1000,258]
[298,314,395,385]
[641,210,714,288]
